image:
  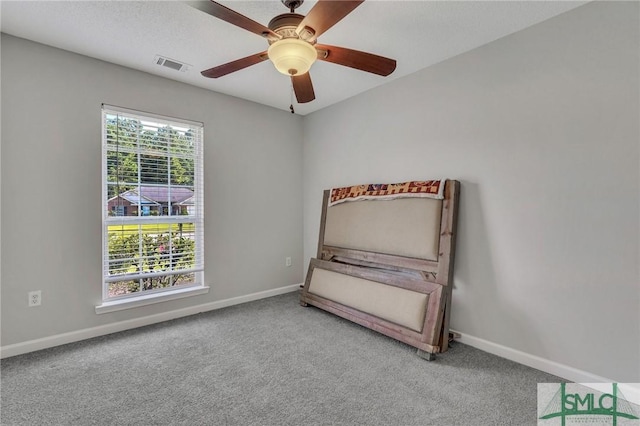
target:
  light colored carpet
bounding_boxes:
[1,292,563,425]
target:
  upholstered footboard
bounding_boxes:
[301,259,448,356]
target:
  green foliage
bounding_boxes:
[107,231,196,296]
[105,115,196,196]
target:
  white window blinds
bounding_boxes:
[101,105,204,301]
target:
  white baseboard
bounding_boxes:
[450,329,625,385]
[0,283,301,359]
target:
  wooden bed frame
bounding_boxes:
[300,180,460,359]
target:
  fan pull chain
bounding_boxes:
[289,83,295,114]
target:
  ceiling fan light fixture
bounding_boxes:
[267,39,317,76]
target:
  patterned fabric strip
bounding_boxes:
[329,180,444,206]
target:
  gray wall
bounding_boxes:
[303,2,639,382]
[1,35,303,346]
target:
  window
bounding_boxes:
[102,105,204,303]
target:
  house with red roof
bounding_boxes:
[107,186,194,216]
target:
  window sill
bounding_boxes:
[95,286,210,314]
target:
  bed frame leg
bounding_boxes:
[417,349,436,361]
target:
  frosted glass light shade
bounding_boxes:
[267,39,317,76]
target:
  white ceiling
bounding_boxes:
[1,0,587,115]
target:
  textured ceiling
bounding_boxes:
[1,1,587,115]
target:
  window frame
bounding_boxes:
[100,104,205,305]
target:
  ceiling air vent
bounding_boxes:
[153,55,190,72]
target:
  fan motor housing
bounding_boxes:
[268,13,315,42]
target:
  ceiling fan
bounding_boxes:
[188,0,397,105]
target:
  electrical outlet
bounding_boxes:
[285,257,292,267]
[28,290,41,307]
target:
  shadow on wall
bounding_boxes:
[452,180,544,356]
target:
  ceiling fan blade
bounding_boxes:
[315,44,396,76]
[296,0,364,43]
[291,73,315,103]
[201,52,268,78]
[187,1,280,41]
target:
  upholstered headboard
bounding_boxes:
[324,197,442,261]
